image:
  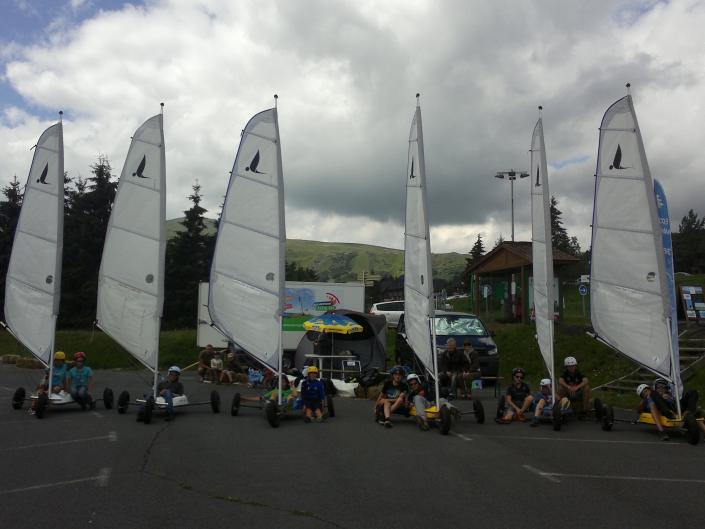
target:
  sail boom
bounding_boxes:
[222,218,279,240]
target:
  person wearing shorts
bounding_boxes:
[300,366,326,422]
[496,367,533,424]
[558,356,590,417]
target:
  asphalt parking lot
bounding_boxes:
[1,364,704,529]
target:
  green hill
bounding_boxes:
[166,218,467,282]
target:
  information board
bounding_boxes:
[680,285,705,321]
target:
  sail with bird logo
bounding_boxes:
[590,91,681,398]
[530,113,556,395]
[3,119,64,366]
[96,113,166,377]
[403,96,438,393]
[208,105,285,373]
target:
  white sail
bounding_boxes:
[590,94,673,380]
[4,122,64,365]
[208,107,285,372]
[96,114,166,372]
[530,117,555,385]
[403,102,436,377]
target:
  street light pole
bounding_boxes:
[494,170,529,241]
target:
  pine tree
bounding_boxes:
[679,209,705,233]
[164,182,214,327]
[493,233,504,249]
[0,176,23,316]
[673,209,705,274]
[285,261,319,281]
[470,234,485,263]
[60,156,117,327]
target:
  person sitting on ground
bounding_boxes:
[66,352,93,410]
[156,366,184,421]
[210,350,224,385]
[300,366,326,423]
[406,373,430,431]
[263,375,298,407]
[637,384,673,441]
[530,378,569,427]
[558,356,590,417]
[375,365,408,428]
[496,367,533,424]
[198,344,215,382]
[220,349,243,384]
[438,338,471,399]
[646,379,705,439]
[31,351,68,414]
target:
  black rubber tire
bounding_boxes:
[231,393,241,417]
[594,398,604,420]
[117,391,130,414]
[265,400,280,428]
[439,405,452,435]
[12,387,25,410]
[103,388,114,410]
[473,399,485,424]
[326,395,336,418]
[496,395,504,419]
[601,405,614,431]
[552,404,562,431]
[685,414,701,445]
[143,396,154,425]
[210,390,221,414]
[35,392,48,419]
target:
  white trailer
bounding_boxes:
[197,281,365,353]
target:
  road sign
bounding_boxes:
[578,284,588,296]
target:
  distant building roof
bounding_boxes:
[468,241,579,275]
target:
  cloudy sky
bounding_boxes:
[1,0,704,254]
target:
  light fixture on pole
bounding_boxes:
[494,169,529,241]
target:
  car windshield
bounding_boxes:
[433,315,488,336]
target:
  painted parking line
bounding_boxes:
[472,434,682,446]
[0,431,118,452]
[524,465,705,484]
[451,432,473,441]
[0,468,111,495]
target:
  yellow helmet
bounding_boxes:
[54,351,66,361]
[307,365,319,375]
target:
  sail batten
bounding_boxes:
[208,108,285,373]
[590,94,674,383]
[403,104,435,378]
[530,117,555,386]
[96,114,166,373]
[4,122,64,365]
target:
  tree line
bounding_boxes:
[0,155,317,330]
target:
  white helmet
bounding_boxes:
[407,373,421,383]
[564,356,577,367]
[636,384,649,397]
[539,378,552,387]
[168,366,181,375]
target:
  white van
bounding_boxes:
[370,301,405,327]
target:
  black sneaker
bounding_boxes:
[384,419,393,429]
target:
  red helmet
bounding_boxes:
[74,351,86,361]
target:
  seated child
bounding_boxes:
[300,366,326,422]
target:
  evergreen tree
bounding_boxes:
[164,182,214,327]
[0,176,23,316]
[60,156,117,327]
[285,261,319,281]
[493,233,504,249]
[673,209,705,274]
[469,234,485,263]
[549,195,573,254]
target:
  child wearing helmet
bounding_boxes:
[405,373,430,431]
[264,375,297,407]
[496,367,533,424]
[530,379,569,427]
[300,366,326,422]
[156,366,184,420]
[66,352,93,410]
[637,384,671,441]
[375,366,408,428]
[558,356,590,417]
[642,380,705,440]
[30,352,68,414]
